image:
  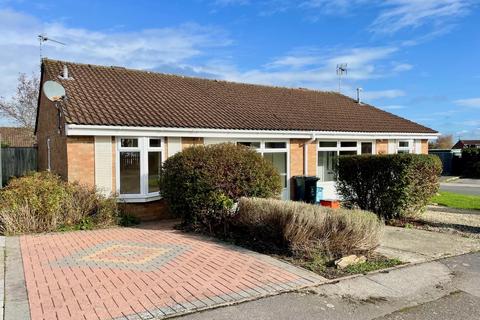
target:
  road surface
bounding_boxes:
[440,178,480,196]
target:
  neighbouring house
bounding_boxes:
[452,140,480,151]
[35,59,438,220]
[0,127,36,147]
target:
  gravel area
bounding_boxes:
[416,207,480,239]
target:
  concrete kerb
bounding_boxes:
[0,236,5,320]
[4,236,30,320]
[427,205,480,215]
[441,176,460,183]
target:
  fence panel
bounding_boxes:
[1,147,38,186]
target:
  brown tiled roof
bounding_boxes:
[0,127,36,147]
[41,59,437,134]
[452,140,480,149]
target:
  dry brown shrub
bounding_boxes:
[236,197,384,258]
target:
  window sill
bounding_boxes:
[118,194,162,203]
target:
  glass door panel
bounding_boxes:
[119,151,141,194]
[317,151,336,182]
[264,152,288,199]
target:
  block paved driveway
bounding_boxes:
[6,222,326,320]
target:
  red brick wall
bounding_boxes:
[122,199,173,221]
[376,139,388,154]
[289,139,318,198]
[66,136,95,187]
[421,139,429,154]
[36,85,67,178]
[181,137,203,149]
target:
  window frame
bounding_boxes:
[116,137,165,202]
[316,140,376,181]
[397,139,413,154]
[235,139,290,199]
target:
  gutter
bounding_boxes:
[304,133,316,176]
[64,124,440,140]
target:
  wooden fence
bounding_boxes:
[1,147,37,187]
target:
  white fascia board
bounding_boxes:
[65,124,439,140]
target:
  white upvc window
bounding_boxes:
[397,140,413,154]
[116,137,164,202]
[316,140,375,182]
[236,140,289,199]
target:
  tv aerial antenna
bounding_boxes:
[336,63,348,93]
[38,34,66,59]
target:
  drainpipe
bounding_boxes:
[47,138,51,171]
[303,133,316,176]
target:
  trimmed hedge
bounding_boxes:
[461,147,480,178]
[336,154,442,220]
[159,143,282,231]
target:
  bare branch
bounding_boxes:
[0,73,39,129]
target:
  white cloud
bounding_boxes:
[248,1,476,36]
[463,120,480,126]
[392,63,413,72]
[454,98,480,108]
[300,0,369,14]
[0,8,230,98]
[210,46,404,94]
[381,105,406,110]
[371,0,475,34]
[213,0,250,5]
[267,55,321,69]
[362,89,406,100]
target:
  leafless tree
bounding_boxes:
[0,73,39,130]
[429,134,454,149]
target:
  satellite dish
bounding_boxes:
[43,80,66,101]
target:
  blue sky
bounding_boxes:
[0,0,479,138]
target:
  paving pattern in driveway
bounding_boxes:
[9,222,325,320]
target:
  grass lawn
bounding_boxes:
[431,191,480,210]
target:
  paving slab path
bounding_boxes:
[4,222,326,320]
[375,226,480,263]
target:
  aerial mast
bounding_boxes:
[336,63,348,93]
[38,34,66,60]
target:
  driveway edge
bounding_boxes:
[4,237,30,320]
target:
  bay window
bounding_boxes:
[117,137,164,201]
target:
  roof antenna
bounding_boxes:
[38,34,66,60]
[336,63,347,93]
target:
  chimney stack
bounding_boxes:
[356,87,363,104]
[62,65,69,79]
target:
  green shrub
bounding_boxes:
[118,212,141,227]
[235,197,384,258]
[159,143,282,232]
[462,148,480,178]
[0,172,118,235]
[336,154,442,220]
